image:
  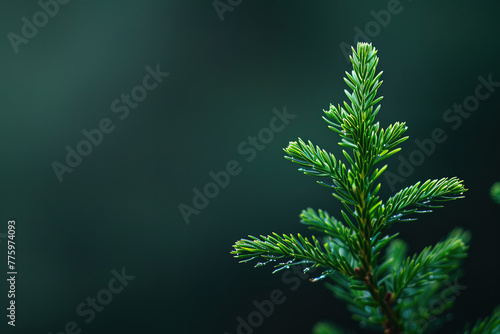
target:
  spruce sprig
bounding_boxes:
[464,308,500,334]
[231,43,493,334]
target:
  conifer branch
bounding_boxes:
[299,208,357,255]
[391,229,469,300]
[231,42,478,334]
[491,182,500,204]
[463,308,500,334]
[232,233,355,276]
[383,177,466,227]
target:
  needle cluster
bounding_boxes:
[231,43,499,334]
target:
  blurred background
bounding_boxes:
[0,1,499,333]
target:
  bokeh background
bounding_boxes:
[0,1,499,333]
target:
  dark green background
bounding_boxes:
[0,1,499,333]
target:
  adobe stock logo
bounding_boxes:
[213,0,243,21]
[7,0,71,54]
[224,264,318,334]
[179,106,296,225]
[51,64,169,183]
[48,267,135,334]
[408,278,467,333]
[384,74,499,191]
[339,0,406,63]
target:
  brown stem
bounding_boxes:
[352,176,403,333]
[355,266,401,334]
[355,204,402,333]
